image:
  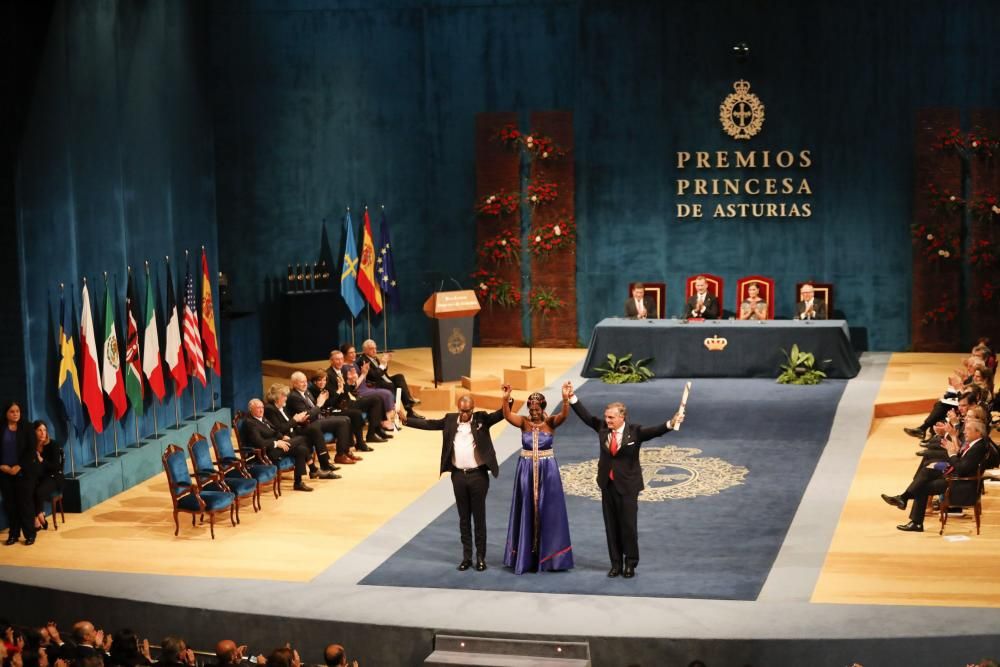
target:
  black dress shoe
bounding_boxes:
[379,430,393,439]
[896,521,923,532]
[607,565,620,578]
[622,564,635,578]
[457,559,472,571]
[293,482,314,492]
[881,493,906,510]
[475,558,487,572]
[366,433,388,443]
[903,426,926,438]
[5,537,18,546]
[315,469,338,479]
[410,397,422,405]
[355,443,374,452]
[24,537,35,546]
[407,410,425,420]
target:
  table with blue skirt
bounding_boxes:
[581,318,861,379]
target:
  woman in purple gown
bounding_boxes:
[501,384,574,574]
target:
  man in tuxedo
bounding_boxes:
[360,339,422,416]
[684,276,720,319]
[286,371,361,464]
[404,393,506,572]
[327,349,391,442]
[881,419,991,531]
[796,284,827,320]
[624,283,658,319]
[241,399,314,491]
[263,383,340,479]
[566,382,684,578]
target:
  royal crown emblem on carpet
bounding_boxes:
[720,80,765,140]
[561,446,747,502]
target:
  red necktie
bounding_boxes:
[609,431,619,480]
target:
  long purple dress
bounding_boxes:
[503,430,574,574]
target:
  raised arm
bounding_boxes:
[565,382,602,431]
[547,383,572,428]
[637,410,685,441]
[501,384,524,428]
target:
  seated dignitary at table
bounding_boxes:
[242,398,315,491]
[624,283,658,319]
[684,276,720,319]
[286,371,361,465]
[881,418,992,532]
[326,350,393,441]
[739,283,769,321]
[309,370,374,452]
[264,383,340,479]
[359,339,422,416]
[796,284,827,320]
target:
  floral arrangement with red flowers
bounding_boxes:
[476,191,520,217]
[969,239,997,268]
[921,301,959,326]
[470,268,521,307]
[493,124,566,160]
[528,286,564,315]
[478,229,521,265]
[980,280,997,304]
[967,127,1000,159]
[496,123,522,148]
[924,182,965,214]
[969,191,1000,223]
[931,127,966,155]
[526,180,559,206]
[529,214,576,257]
[911,223,960,262]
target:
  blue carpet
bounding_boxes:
[361,378,847,600]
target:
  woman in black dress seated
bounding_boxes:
[30,420,63,532]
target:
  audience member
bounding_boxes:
[308,371,372,453]
[285,372,360,465]
[264,384,340,479]
[796,284,827,320]
[241,399,314,492]
[323,644,357,667]
[623,283,657,319]
[340,345,399,428]
[158,637,194,667]
[29,421,63,533]
[903,356,982,441]
[325,353,391,441]
[739,283,768,320]
[264,648,299,667]
[106,630,150,667]
[358,339,421,416]
[684,276,720,319]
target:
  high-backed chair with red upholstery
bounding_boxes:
[736,275,775,320]
[684,274,724,318]
[626,282,666,319]
[795,281,834,319]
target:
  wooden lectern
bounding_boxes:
[423,290,481,383]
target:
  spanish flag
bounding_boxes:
[357,208,383,314]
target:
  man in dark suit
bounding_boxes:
[796,284,827,320]
[624,283,658,319]
[404,394,506,572]
[241,399,314,491]
[566,382,684,578]
[360,339,422,416]
[286,371,361,465]
[263,384,340,480]
[882,418,991,531]
[684,276,720,319]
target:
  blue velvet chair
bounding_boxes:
[188,432,259,518]
[213,419,280,500]
[162,444,236,539]
[229,414,298,495]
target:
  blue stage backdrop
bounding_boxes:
[209,0,1000,354]
[15,1,221,468]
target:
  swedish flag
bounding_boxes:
[58,292,86,435]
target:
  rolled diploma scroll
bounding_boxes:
[674,382,691,431]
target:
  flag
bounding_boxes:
[57,292,86,435]
[340,210,365,317]
[102,280,127,420]
[143,266,166,402]
[200,249,220,375]
[80,282,105,433]
[184,261,207,387]
[124,270,144,416]
[357,208,383,314]
[164,261,188,396]
[376,209,399,312]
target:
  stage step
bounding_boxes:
[424,635,590,666]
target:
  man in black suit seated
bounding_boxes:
[264,383,340,480]
[881,418,992,532]
[326,349,391,442]
[241,398,314,491]
[360,339,422,416]
[403,393,505,572]
[684,276,720,319]
[624,283,658,319]
[566,381,684,579]
[307,370,373,453]
[796,284,827,320]
[286,371,361,466]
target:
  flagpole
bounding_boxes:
[350,315,355,347]
[92,430,99,467]
[152,399,159,438]
[103,271,120,457]
[174,392,180,428]
[134,407,141,447]
[366,304,371,339]
[381,203,389,352]
[67,422,76,477]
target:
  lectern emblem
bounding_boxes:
[447,328,467,355]
[719,80,765,140]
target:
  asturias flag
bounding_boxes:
[164,261,188,396]
[376,209,399,312]
[124,269,145,416]
[143,265,166,402]
[357,208,383,314]
[200,248,220,375]
[340,210,365,317]
[58,292,86,435]
[80,282,105,432]
[102,280,127,420]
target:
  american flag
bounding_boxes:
[184,266,207,387]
